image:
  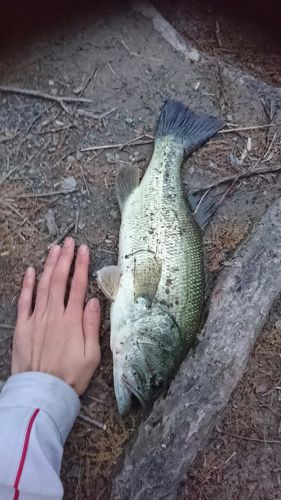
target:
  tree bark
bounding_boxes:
[112,197,281,500]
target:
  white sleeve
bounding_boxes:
[0,372,80,500]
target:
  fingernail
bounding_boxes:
[26,266,34,276]
[64,237,74,247]
[50,244,61,256]
[90,298,99,311]
[78,244,88,256]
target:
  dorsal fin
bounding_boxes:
[115,165,139,212]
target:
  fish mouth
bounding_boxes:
[113,369,147,416]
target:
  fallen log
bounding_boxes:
[112,196,281,500]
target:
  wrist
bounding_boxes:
[0,371,81,443]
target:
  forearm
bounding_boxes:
[0,372,80,500]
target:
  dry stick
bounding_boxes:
[0,85,92,113]
[0,166,19,186]
[81,138,153,153]
[77,107,116,120]
[49,222,75,247]
[119,134,154,150]
[217,427,281,445]
[219,122,281,134]
[121,40,140,57]
[0,335,13,344]
[0,324,14,330]
[2,201,40,233]
[190,164,281,194]
[74,211,79,234]
[78,413,106,431]
[16,188,77,199]
[35,125,75,135]
[79,166,90,196]
[74,68,97,95]
[0,132,19,144]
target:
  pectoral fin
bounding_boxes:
[115,165,139,211]
[97,265,121,301]
[133,254,162,303]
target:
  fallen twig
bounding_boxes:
[0,85,92,111]
[35,124,75,135]
[0,324,14,330]
[49,222,75,247]
[0,166,19,186]
[0,334,13,344]
[189,164,281,193]
[74,211,79,234]
[88,395,110,405]
[216,427,281,445]
[77,107,116,120]
[16,188,77,199]
[78,413,106,430]
[0,132,19,144]
[74,68,97,95]
[201,451,236,484]
[219,122,281,134]
[121,40,140,57]
[81,137,153,153]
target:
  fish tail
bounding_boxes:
[155,99,224,154]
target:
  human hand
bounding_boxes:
[12,237,101,395]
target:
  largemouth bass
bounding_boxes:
[98,100,224,415]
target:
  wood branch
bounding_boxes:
[219,122,281,134]
[112,196,281,500]
[0,85,92,107]
[78,413,106,431]
[81,137,153,152]
[189,164,281,194]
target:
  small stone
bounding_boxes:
[60,176,77,191]
[44,209,58,236]
[229,153,242,167]
[55,119,64,127]
[125,117,134,125]
[110,209,119,220]
[66,155,75,164]
[75,151,83,161]
[192,81,200,91]
[255,383,268,394]
[48,79,54,86]
[275,319,281,331]
[106,152,119,164]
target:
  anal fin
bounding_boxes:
[115,165,139,212]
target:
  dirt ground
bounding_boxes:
[0,1,281,499]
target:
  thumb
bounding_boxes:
[83,298,101,363]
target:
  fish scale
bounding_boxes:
[97,100,224,414]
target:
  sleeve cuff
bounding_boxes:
[0,372,81,443]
